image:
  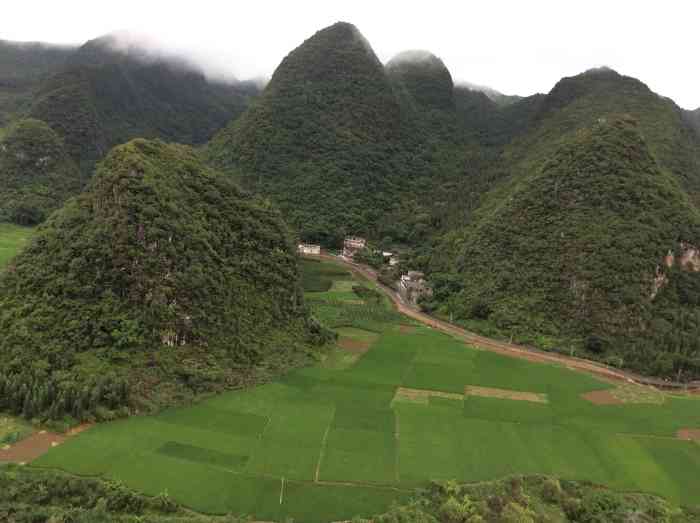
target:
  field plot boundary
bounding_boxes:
[465,386,548,404]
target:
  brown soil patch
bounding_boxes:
[582,390,624,405]
[399,324,416,334]
[0,431,66,463]
[0,423,93,464]
[337,337,371,354]
[465,386,548,404]
[677,429,700,441]
[392,387,464,406]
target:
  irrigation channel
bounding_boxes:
[310,252,700,395]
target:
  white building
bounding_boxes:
[342,236,367,258]
[298,243,321,255]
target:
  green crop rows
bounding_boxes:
[33,258,700,521]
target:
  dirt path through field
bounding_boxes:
[311,254,699,393]
[0,424,92,464]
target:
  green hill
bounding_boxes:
[430,115,700,378]
[0,40,74,126]
[207,22,432,246]
[521,68,700,204]
[0,139,322,421]
[0,118,80,224]
[386,50,455,111]
[686,108,700,137]
[29,33,257,177]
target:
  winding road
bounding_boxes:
[313,253,700,393]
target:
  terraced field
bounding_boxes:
[0,223,33,269]
[32,258,700,521]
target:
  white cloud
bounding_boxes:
[2,0,698,108]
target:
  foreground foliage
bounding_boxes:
[373,476,700,523]
[0,139,324,421]
[0,465,247,522]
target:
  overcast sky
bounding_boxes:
[3,0,699,109]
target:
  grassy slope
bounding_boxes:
[33,259,700,522]
[0,223,34,269]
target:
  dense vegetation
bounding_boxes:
[0,139,325,421]
[0,465,240,522]
[3,466,699,523]
[27,34,257,178]
[207,22,445,246]
[429,116,700,378]
[373,476,700,523]
[0,118,80,224]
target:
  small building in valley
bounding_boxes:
[298,243,321,255]
[343,236,366,258]
[398,270,433,305]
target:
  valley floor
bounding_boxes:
[23,258,700,521]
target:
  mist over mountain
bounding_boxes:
[27,32,258,177]
[0,39,75,125]
[458,80,523,107]
[207,22,432,245]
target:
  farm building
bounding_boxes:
[398,270,433,305]
[298,243,321,255]
[342,236,366,258]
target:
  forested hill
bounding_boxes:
[0,40,75,126]
[0,139,322,421]
[207,22,442,246]
[27,33,257,177]
[522,68,700,204]
[386,50,455,111]
[429,109,700,378]
[0,118,80,224]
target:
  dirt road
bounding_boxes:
[313,253,699,392]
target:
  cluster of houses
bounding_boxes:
[297,236,431,304]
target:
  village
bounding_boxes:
[298,236,433,306]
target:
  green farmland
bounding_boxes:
[32,258,700,521]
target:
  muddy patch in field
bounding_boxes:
[465,386,548,404]
[0,424,93,464]
[392,387,464,406]
[338,337,372,354]
[581,390,624,405]
[399,324,417,334]
[677,429,700,441]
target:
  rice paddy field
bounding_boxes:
[29,257,700,521]
[0,223,34,269]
